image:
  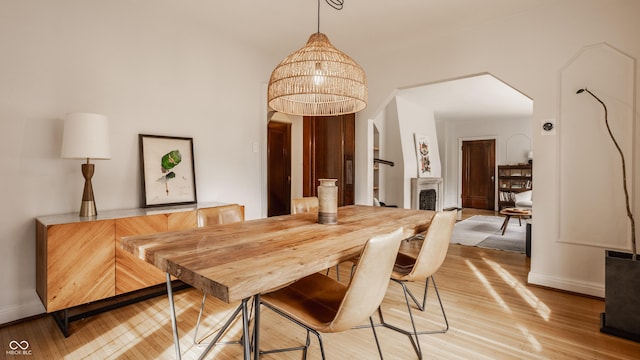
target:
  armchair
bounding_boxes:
[514,190,532,210]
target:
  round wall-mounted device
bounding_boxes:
[543,122,554,131]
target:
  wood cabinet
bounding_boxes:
[36,219,115,312]
[116,215,172,294]
[36,203,226,313]
[497,164,532,209]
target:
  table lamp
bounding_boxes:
[61,112,111,217]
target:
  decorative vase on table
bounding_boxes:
[317,179,338,224]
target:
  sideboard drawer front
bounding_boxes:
[47,220,115,312]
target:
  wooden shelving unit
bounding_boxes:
[498,164,532,209]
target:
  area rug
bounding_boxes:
[451,215,526,253]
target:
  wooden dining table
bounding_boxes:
[120,205,434,360]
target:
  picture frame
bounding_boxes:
[139,134,197,207]
[414,133,432,177]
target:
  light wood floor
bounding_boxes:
[458,207,499,220]
[3,210,639,359]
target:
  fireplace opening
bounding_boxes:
[419,189,437,211]
[410,177,443,211]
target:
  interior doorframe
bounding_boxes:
[457,135,499,210]
[267,120,292,216]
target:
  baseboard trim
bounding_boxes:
[0,300,45,327]
[527,271,604,298]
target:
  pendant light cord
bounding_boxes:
[317,0,345,33]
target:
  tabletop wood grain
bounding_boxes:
[120,205,434,303]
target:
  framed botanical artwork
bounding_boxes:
[414,133,432,178]
[139,134,197,207]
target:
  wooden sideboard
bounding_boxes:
[35,202,241,335]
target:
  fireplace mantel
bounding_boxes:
[410,177,443,211]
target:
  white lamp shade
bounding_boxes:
[61,113,111,159]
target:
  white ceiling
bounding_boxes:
[186,0,545,119]
[197,0,557,58]
[397,74,533,121]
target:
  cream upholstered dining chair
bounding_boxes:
[379,210,457,359]
[291,196,319,214]
[194,204,244,345]
[197,203,244,227]
[258,227,405,359]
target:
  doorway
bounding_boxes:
[302,114,355,206]
[461,139,496,210]
[267,121,291,216]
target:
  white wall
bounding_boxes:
[353,0,640,298]
[0,1,273,322]
[437,116,532,209]
[558,44,634,252]
[388,96,442,208]
[382,99,404,207]
[359,111,389,206]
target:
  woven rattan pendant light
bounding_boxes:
[267,0,367,116]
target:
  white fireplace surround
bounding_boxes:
[411,177,443,211]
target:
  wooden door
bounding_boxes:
[462,139,496,210]
[268,121,291,216]
[303,114,355,206]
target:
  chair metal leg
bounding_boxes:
[401,281,423,358]
[199,299,249,359]
[369,316,384,360]
[325,264,341,282]
[424,276,450,334]
[315,330,326,360]
[260,301,325,359]
[404,276,429,311]
[378,275,449,360]
[385,281,423,359]
[397,276,449,333]
[166,274,250,360]
[335,313,387,357]
[193,293,207,344]
[193,291,245,346]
